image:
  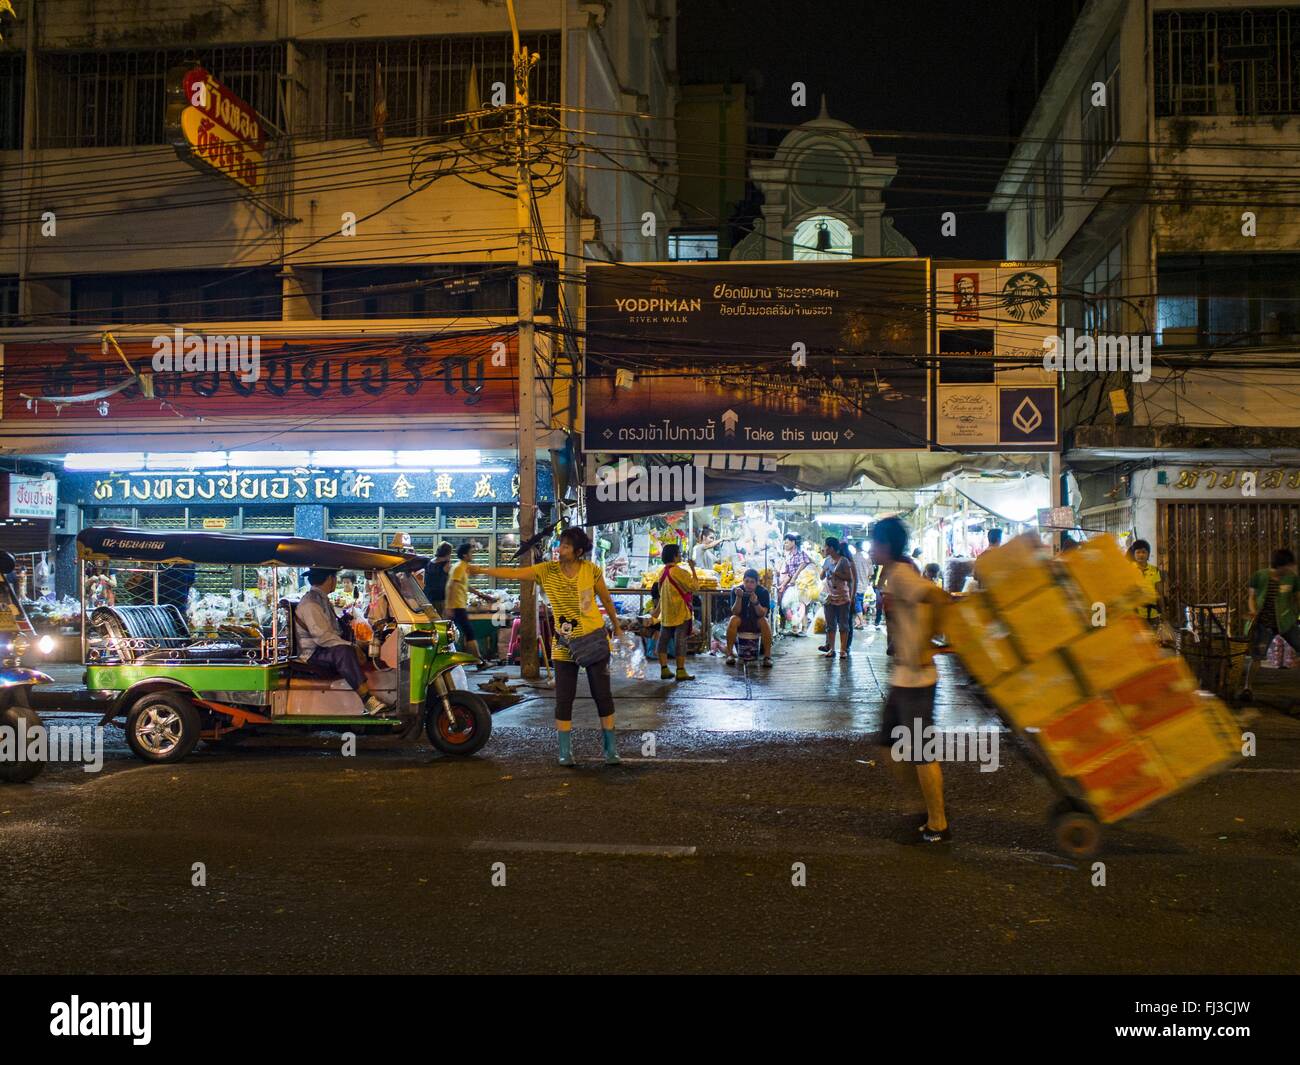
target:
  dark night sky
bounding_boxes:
[678,0,1051,258]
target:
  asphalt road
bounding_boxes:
[3,633,1298,975]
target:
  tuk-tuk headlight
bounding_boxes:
[37,635,55,655]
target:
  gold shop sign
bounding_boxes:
[1171,468,1300,491]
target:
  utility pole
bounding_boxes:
[507,1,539,678]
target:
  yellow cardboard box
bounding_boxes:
[987,651,1085,729]
[973,533,1053,609]
[1059,534,1145,609]
[1000,581,1088,660]
[1074,738,1178,823]
[1065,616,1164,694]
[942,593,1022,685]
[1143,697,1239,784]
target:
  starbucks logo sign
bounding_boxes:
[1000,271,1053,323]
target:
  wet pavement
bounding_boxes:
[3,630,1299,974]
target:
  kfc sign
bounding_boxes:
[165,64,266,191]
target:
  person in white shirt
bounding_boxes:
[870,517,952,843]
[850,540,874,629]
[295,567,387,714]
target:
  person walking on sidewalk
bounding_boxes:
[423,540,454,616]
[446,542,497,669]
[470,527,626,766]
[870,517,953,844]
[1239,547,1300,702]
[819,537,854,659]
[650,542,699,681]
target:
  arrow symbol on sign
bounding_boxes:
[721,409,739,436]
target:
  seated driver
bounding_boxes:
[725,568,773,667]
[296,567,388,714]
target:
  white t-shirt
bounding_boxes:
[884,560,938,688]
[851,549,873,590]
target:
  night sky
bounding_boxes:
[679,0,1047,258]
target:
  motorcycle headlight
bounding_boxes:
[37,635,56,655]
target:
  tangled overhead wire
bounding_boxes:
[407,105,572,198]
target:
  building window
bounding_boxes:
[1156,8,1300,116]
[70,269,283,324]
[0,54,22,151]
[0,276,18,325]
[38,47,284,149]
[668,232,719,261]
[791,215,852,260]
[317,34,561,140]
[1080,35,1121,179]
[1157,253,1300,346]
[1083,242,1123,335]
[321,264,557,319]
[1042,138,1064,235]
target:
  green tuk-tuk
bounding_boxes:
[75,528,495,763]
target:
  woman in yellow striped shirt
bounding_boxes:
[470,527,626,765]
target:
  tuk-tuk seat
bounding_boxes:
[91,605,242,663]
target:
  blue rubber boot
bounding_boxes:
[557,730,575,766]
[602,728,621,764]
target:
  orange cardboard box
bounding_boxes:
[1037,695,1134,776]
[1059,533,1146,609]
[1111,657,1198,732]
[1144,700,1239,783]
[973,534,1053,609]
[1000,581,1088,660]
[1073,739,1177,823]
[1065,615,1164,694]
[987,651,1085,729]
[942,593,1022,684]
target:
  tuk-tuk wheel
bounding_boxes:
[1052,809,1102,860]
[125,692,202,765]
[0,688,45,783]
[425,690,492,757]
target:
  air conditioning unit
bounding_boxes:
[53,504,79,535]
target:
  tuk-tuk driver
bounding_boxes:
[297,567,388,714]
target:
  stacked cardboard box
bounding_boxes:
[945,534,1240,824]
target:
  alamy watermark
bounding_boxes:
[0,723,105,772]
[1042,327,1151,383]
[151,327,261,383]
[890,719,1001,772]
[594,458,703,507]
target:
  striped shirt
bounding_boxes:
[535,560,606,663]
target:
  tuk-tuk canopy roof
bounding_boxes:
[76,527,423,571]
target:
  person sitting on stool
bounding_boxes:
[726,568,773,667]
[296,567,388,715]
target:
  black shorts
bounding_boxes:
[450,608,476,646]
[879,684,938,761]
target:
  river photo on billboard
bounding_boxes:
[583,259,930,452]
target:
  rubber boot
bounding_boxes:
[557,730,575,766]
[601,728,621,764]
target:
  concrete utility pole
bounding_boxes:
[507,1,539,678]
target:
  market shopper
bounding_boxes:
[650,542,699,681]
[1239,547,1300,701]
[470,527,627,765]
[776,532,813,635]
[423,541,454,615]
[819,537,854,659]
[725,568,773,666]
[446,542,497,670]
[851,540,873,630]
[870,517,952,843]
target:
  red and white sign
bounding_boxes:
[9,475,58,519]
[167,65,266,191]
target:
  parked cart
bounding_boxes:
[944,533,1242,858]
